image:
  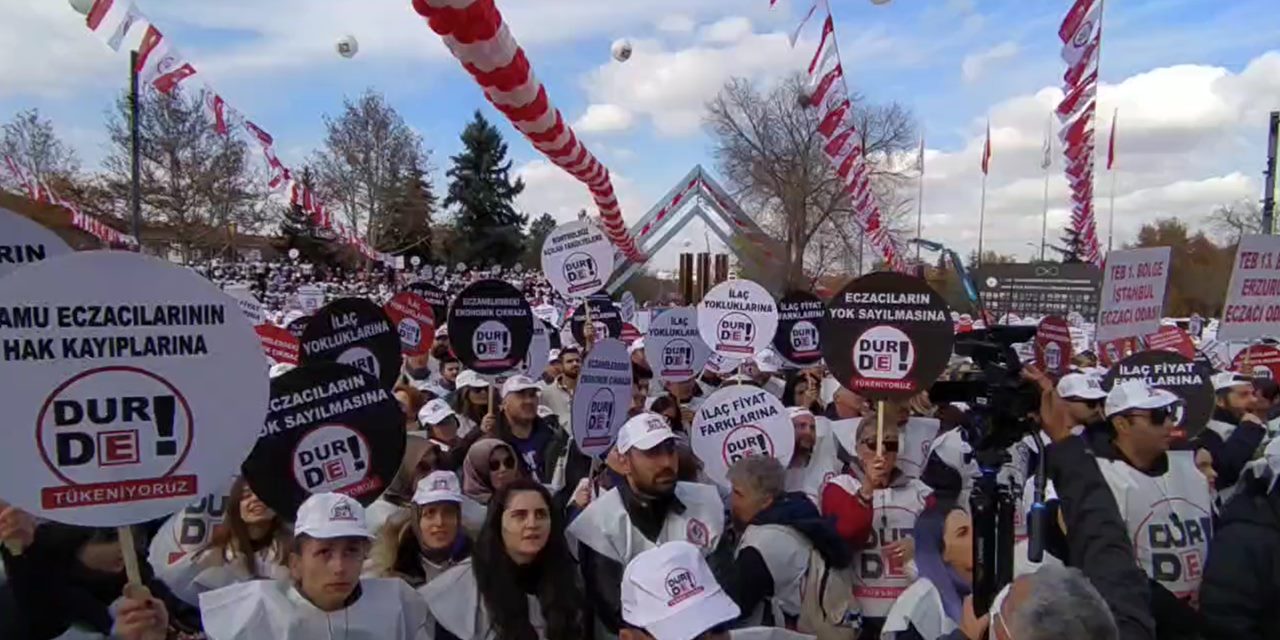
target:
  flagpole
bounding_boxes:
[915,138,925,263]
[1041,113,1051,262]
[129,50,142,252]
[978,173,987,266]
[1108,163,1117,253]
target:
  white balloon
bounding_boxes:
[610,39,633,63]
[336,35,359,59]
[69,0,95,15]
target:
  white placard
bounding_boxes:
[1096,247,1171,342]
[288,248,300,260]
[0,207,72,280]
[513,319,551,381]
[1218,235,1280,341]
[533,303,560,328]
[645,307,712,382]
[0,252,269,526]
[571,338,632,457]
[690,385,793,488]
[297,284,325,313]
[540,220,615,298]
[620,291,637,323]
[223,284,265,326]
[697,280,778,359]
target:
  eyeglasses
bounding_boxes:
[489,455,516,472]
[860,440,899,453]
[1124,407,1174,424]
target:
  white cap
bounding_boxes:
[617,412,676,454]
[753,349,781,374]
[628,337,646,355]
[621,541,741,640]
[537,405,554,419]
[294,493,375,540]
[501,375,541,399]
[434,324,449,338]
[1212,371,1252,392]
[417,398,455,426]
[549,349,562,362]
[411,471,463,506]
[787,406,814,421]
[1105,379,1181,418]
[1056,372,1107,401]
[455,370,490,390]
[281,310,306,327]
[268,363,295,379]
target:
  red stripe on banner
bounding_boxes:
[466,48,530,91]
[817,100,850,138]
[809,64,842,108]
[421,0,502,44]
[527,114,565,143]
[1059,0,1098,43]
[495,85,549,123]
[808,16,834,75]
[86,0,115,30]
[135,26,163,73]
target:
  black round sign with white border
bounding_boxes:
[570,294,623,345]
[772,291,825,366]
[447,279,534,377]
[645,307,712,383]
[822,272,954,401]
[697,280,779,359]
[540,220,615,298]
[0,207,71,280]
[300,298,402,391]
[242,361,405,518]
[0,251,268,527]
[405,281,449,327]
[690,385,793,488]
[1102,350,1214,441]
[571,338,633,457]
[285,315,310,340]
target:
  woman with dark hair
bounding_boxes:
[782,371,824,414]
[421,478,586,639]
[881,501,973,639]
[649,395,685,434]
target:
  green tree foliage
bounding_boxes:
[522,212,558,268]
[378,157,437,263]
[1131,217,1232,316]
[445,111,527,266]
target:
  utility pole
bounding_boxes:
[1263,111,1278,235]
[129,50,143,251]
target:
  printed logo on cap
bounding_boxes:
[664,567,705,606]
[301,298,402,391]
[447,279,534,377]
[0,207,71,280]
[0,252,268,527]
[571,338,632,456]
[773,291,825,366]
[329,499,357,522]
[698,280,778,359]
[1102,350,1213,440]
[405,281,449,326]
[822,272,953,401]
[383,291,436,357]
[243,361,405,517]
[541,220,614,297]
[691,385,793,487]
[1231,344,1280,380]
[256,324,300,366]
[1034,316,1073,376]
[645,307,711,383]
[570,294,623,345]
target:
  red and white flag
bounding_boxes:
[981,121,992,175]
[1056,71,1097,120]
[816,99,850,137]
[135,26,198,95]
[1059,102,1097,146]
[243,121,275,148]
[808,16,835,74]
[789,0,821,47]
[204,91,229,136]
[1059,0,1100,44]
[1063,38,1099,88]
[3,155,37,199]
[808,63,843,108]
[1106,109,1118,171]
[86,0,147,52]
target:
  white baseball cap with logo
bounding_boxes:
[1105,379,1181,418]
[412,471,464,506]
[417,398,456,427]
[617,412,677,454]
[1056,372,1107,401]
[1212,371,1253,392]
[501,375,541,399]
[294,493,375,540]
[455,370,490,390]
[621,541,741,640]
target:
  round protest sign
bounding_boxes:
[511,319,552,381]
[288,248,301,260]
[447,279,534,377]
[406,281,449,325]
[690,385,793,487]
[822,272,953,401]
[541,220,614,297]
[1103,350,1213,441]
[570,294,623,344]
[223,284,265,326]
[255,324,301,366]
[620,291,637,323]
[571,338,633,457]
[0,207,71,280]
[285,314,310,339]
[620,323,641,346]
[645,307,712,382]
[1098,337,1139,368]
[242,362,404,517]
[1034,316,1073,376]
[383,291,436,357]
[0,251,268,527]
[296,284,325,314]
[148,484,232,567]
[1231,344,1280,380]
[773,291,825,366]
[301,298,401,391]
[698,280,778,359]
[1144,326,1196,360]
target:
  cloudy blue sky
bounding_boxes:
[2,0,1278,270]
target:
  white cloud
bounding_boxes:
[961,41,1019,83]
[698,17,754,45]
[574,104,636,134]
[657,14,696,35]
[0,0,120,98]
[515,159,651,226]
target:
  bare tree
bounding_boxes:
[311,90,427,250]
[1,108,80,188]
[1206,200,1266,244]
[705,74,918,287]
[103,88,271,258]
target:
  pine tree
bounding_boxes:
[378,157,437,264]
[445,111,527,266]
[1058,227,1084,263]
[278,167,338,264]
[522,212,558,268]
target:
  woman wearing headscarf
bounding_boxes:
[420,479,586,639]
[881,501,974,639]
[463,438,523,505]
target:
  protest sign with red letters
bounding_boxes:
[698,280,778,359]
[645,306,712,383]
[447,279,534,378]
[571,339,633,457]
[0,207,71,280]
[1096,247,1171,342]
[405,281,449,326]
[148,482,233,567]
[301,298,402,391]
[541,220,614,298]
[1034,316,1074,376]
[0,251,268,527]
[1144,325,1196,360]
[255,324,300,366]
[691,385,793,488]
[1218,235,1280,342]
[383,291,436,357]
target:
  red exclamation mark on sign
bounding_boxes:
[153,395,177,456]
[347,435,365,472]
[898,341,910,373]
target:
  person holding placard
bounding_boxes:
[567,413,727,637]
[369,472,476,588]
[199,492,431,639]
[1199,372,1267,495]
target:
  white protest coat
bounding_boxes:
[880,578,958,640]
[198,578,431,640]
[731,629,815,640]
[158,546,288,606]
[419,558,547,640]
[736,524,813,624]
[566,482,725,563]
[825,475,931,619]
[786,424,843,507]
[1097,451,1213,602]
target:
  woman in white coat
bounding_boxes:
[420,478,586,639]
[881,501,974,639]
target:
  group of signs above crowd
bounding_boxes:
[3,207,1280,576]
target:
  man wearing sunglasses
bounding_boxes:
[1056,372,1108,429]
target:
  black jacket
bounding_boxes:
[1200,470,1280,640]
[1195,408,1266,490]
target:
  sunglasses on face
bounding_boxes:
[860,439,899,453]
[1124,407,1174,424]
[489,455,516,472]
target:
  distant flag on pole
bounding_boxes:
[1107,109,1118,170]
[1041,127,1052,170]
[981,121,992,175]
[916,137,926,173]
[789,0,821,47]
